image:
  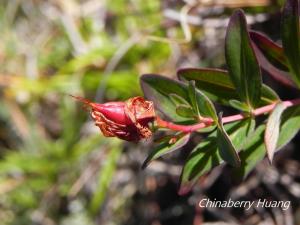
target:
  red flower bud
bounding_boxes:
[72,96,155,141]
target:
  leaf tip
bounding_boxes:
[229,9,246,26]
[265,134,275,164]
[178,184,192,196]
[267,153,274,164]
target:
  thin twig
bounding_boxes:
[157,98,300,133]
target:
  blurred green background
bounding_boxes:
[0,1,292,225]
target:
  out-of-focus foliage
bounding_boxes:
[0,0,174,224]
[0,0,289,224]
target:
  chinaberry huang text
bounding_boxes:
[199,198,290,211]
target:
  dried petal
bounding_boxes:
[71,95,155,141]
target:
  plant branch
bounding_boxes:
[156,98,300,133]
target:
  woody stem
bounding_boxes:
[156,98,300,133]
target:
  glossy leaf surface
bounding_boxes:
[217,113,241,167]
[225,10,262,108]
[179,119,254,194]
[142,133,190,169]
[178,68,278,105]
[141,74,217,121]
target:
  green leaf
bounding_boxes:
[193,86,218,122]
[277,105,300,149]
[224,118,255,150]
[169,93,190,106]
[178,68,278,105]
[141,74,217,122]
[178,68,236,105]
[281,0,300,87]
[176,105,194,118]
[260,85,280,103]
[188,81,201,117]
[217,113,241,167]
[141,74,190,122]
[249,31,289,70]
[195,124,217,133]
[179,119,254,195]
[142,133,190,169]
[229,99,250,111]
[236,105,300,179]
[235,125,266,179]
[178,137,221,195]
[196,90,218,122]
[225,9,262,108]
[264,102,287,163]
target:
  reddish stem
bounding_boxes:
[156,98,300,133]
